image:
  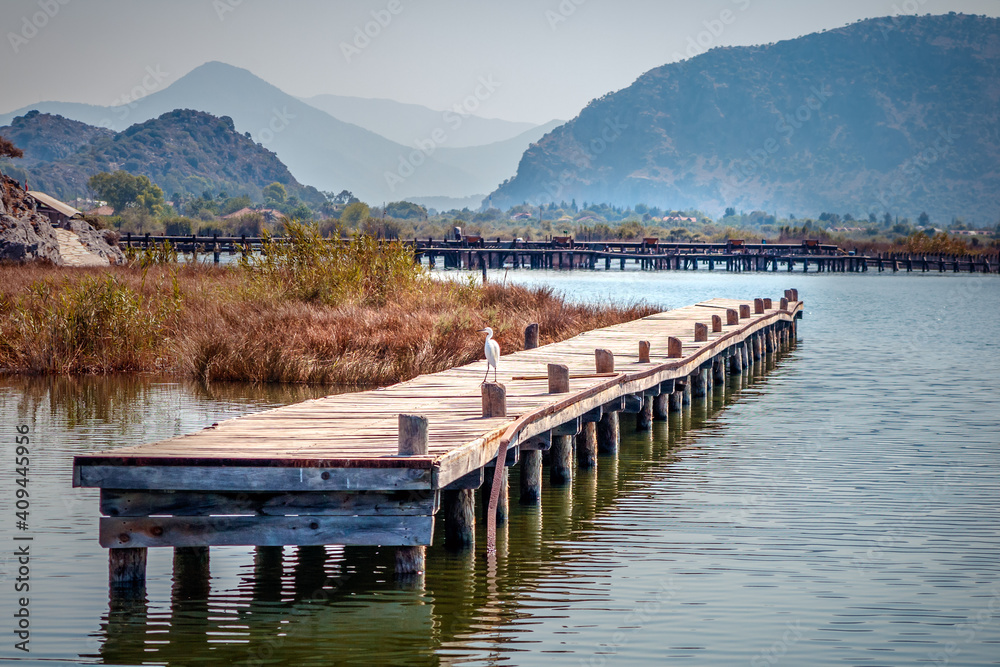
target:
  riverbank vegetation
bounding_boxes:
[0,223,656,383]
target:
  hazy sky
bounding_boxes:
[3,0,999,124]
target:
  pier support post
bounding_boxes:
[713,357,726,384]
[519,450,542,504]
[443,489,476,550]
[550,435,574,486]
[577,421,598,469]
[669,389,683,412]
[653,393,669,420]
[397,414,428,572]
[730,348,743,375]
[597,410,620,455]
[636,396,653,431]
[109,548,147,596]
[692,369,707,398]
[481,465,508,525]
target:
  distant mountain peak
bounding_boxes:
[488,13,1000,222]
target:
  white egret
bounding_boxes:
[478,326,500,384]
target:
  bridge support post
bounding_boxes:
[692,369,707,398]
[713,357,726,385]
[481,465,508,526]
[443,489,476,550]
[730,348,743,375]
[577,422,597,469]
[109,548,147,598]
[636,396,653,431]
[550,435,574,486]
[597,411,619,455]
[519,450,542,504]
[653,394,669,420]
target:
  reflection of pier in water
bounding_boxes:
[92,351,792,665]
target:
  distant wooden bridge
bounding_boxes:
[120,233,999,274]
[74,291,804,595]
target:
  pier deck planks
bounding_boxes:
[74,298,802,492]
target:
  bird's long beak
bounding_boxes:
[477,328,487,333]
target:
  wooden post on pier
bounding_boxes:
[712,315,722,332]
[639,340,651,363]
[754,298,764,314]
[668,336,683,358]
[109,547,147,596]
[481,466,508,526]
[739,304,751,319]
[595,349,615,373]
[548,363,570,393]
[730,347,743,375]
[550,434,574,485]
[653,393,669,420]
[727,309,739,325]
[694,322,708,342]
[481,383,506,418]
[524,323,539,350]
[714,357,726,384]
[597,409,620,455]
[636,395,653,431]
[397,414,429,571]
[520,448,542,504]
[577,421,598,469]
[669,387,683,412]
[692,369,707,397]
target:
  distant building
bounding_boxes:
[222,207,285,221]
[27,191,82,227]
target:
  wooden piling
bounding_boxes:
[636,395,653,431]
[597,410,620,455]
[519,450,542,504]
[712,314,722,332]
[577,421,597,469]
[550,435,574,485]
[668,390,683,412]
[639,340,651,363]
[713,357,726,384]
[109,548,147,594]
[754,298,764,314]
[739,304,751,319]
[480,466,508,525]
[730,348,743,375]
[692,369,707,397]
[727,308,739,325]
[172,546,210,599]
[694,322,708,342]
[653,393,669,420]
[443,489,475,549]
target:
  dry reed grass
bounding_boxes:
[0,252,657,385]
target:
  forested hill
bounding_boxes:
[488,13,1000,223]
[0,109,323,204]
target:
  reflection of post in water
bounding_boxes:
[100,575,150,665]
[252,545,284,602]
[293,545,329,599]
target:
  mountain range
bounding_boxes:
[488,13,1000,223]
[0,109,323,205]
[0,62,557,204]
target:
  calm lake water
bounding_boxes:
[1,271,999,666]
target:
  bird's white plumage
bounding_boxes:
[479,326,500,383]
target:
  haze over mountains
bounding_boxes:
[3,14,998,222]
[490,13,1000,223]
[0,61,557,206]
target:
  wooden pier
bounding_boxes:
[73,292,804,592]
[120,233,1000,274]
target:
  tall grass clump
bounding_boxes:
[0,272,181,374]
[240,221,422,306]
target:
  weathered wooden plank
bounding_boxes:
[100,514,435,548]
[78,465,433,491]
[100,489,438,517]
